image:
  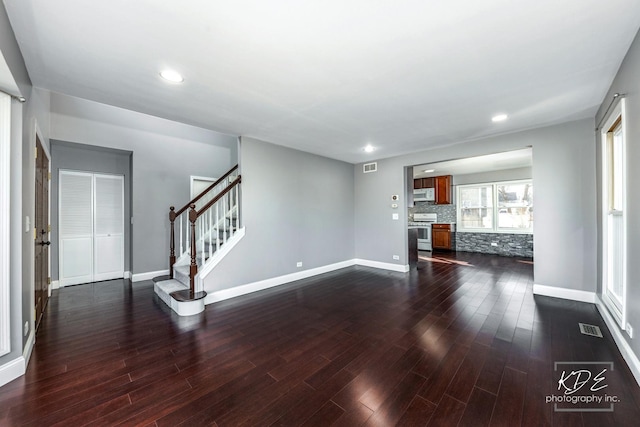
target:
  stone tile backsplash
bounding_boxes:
[409,203,457,222]
[455,232,533,258]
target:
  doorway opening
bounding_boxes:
[408,148,533,265]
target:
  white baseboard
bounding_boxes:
[204,259,356,305]
[131,269,169,282]
[0,356,25,388]
[124,271,131,279]
[355,259,410,273]
[204,257,410,305]
[51,280,59,290]
[596,296,640,387]
[23,329,35,367]
[533,284,596,303]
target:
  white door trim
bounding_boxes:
[0,93,11,357]
[190,175,217,198]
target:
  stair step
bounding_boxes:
[154,278,206,316]
[170,290,207,302]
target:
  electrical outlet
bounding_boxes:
[627,323,633,339]
[296,262,302,268]
[491,242,498,247]
[24,321,29,337]
[392,255,400,260]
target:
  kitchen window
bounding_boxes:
[457,180,533,233]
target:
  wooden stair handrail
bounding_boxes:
[195,176,242,219]
[174,164,239,216]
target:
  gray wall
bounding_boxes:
[595,29,640,362]
[49,93,237,275]
[355,119,596,293]
[202,136,355,292]
[50,141,132,281]
[1,1,51,371]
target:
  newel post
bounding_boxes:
[189,204,198,293]
[169,206,176,279]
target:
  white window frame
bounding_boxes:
[601,99,627,330]
[0,93,11,357]
[457,179,533,234]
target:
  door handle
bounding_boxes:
[40,241,51,246]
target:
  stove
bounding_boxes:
[411,213,438,251]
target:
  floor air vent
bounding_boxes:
[579,323,603,338]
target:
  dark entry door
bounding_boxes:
[34,135,50,330]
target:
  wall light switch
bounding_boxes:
[392,213,399,220]
[25,216,30,233]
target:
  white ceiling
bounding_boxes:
[4,0,640,163]
[413,148,532,178]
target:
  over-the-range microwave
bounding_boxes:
[414,188,435,202]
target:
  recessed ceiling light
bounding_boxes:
[423,169,435,173]
[363,144,375,153]
[159,69,184,83]
[492,114,508,122]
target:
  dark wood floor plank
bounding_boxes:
[475,338,510,395]
[458,386,497,427]
[426,394,466,427]
[396,395,436,427]
[2,253,640,427]
[489,366,527,426]
[300,400,344,426]
[331,400,374,427]
[418,342,469,405]
[358,345,424,412]
[445,342,490,403]
[363,371,426,426]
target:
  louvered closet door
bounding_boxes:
[59,171,94,286]
[93,175,124,281]
[59,171,124,286]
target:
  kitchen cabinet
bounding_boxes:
[432,224,452,250]
[413,178,435,189]
[434,175,452,204]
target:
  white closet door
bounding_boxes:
[59,171,94,286]
[93,174,124,281]
[59,171,125,286]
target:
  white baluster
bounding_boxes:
[223,195,227,244]
[234,184,239,230]
[216,203,220,252]
[208,208,212,259]
[179,216,183,255]
[200,217,205,266]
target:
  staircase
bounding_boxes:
[154,165,243,315]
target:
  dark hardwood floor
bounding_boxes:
[1,252,639,426]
